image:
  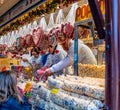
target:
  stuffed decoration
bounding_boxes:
[0,44,2,48]
[39,33,49,50]
[16,37,26,50]
[62,22,74,39]
[3,44,8,49]
[25,34,35,47]
[55,27,66,44]
[32,27,44,47]
[55,22,74,44]
[19,37,26,48]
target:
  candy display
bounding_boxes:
[0,0,108,109]
[50,90,103,110]
[48,76,105,101]
[24,74,105,110]
[35,99,67,110]
[34,85,104,110]
[78,63,105,78]
[56,75,105,87]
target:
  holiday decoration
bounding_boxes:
[0,0,80,36]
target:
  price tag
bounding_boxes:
[51,88,59,94]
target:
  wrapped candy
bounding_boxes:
[62,80,105,101]
[57,75,105,87]
[48,75,105,100]
[24,82,32,93]
[50,91,102,110]
[37,86,51,101]
[60,89,104,109]
[28,77,104,109]
[35,99,67,110]
[48,76,64,89]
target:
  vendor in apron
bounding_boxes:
[44,22,97,76]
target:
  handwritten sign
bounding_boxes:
[76,0,105,21]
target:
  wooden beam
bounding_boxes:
[87,0,105,39]
[105,0,120,109]
[105,0,112,109]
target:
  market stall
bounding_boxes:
[0,0,106,110]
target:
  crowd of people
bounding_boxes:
[0,22,97,109]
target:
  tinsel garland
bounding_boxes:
[0,0,80,36]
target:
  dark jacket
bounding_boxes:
[0,96,32,110]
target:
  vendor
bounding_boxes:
[37,29,72,78]
[30,47,42,76]
[30,47,42,66]
[20,48,32,67]
[47,32,69,75]
[44,22,97,76]
[38,33,52,67]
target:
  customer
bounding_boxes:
[0,70,32,110]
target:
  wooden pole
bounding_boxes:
[105,0,120,109]
[105,0,112,109]
[89,0,120,109]
[87,0,105,39]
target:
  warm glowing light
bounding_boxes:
[0,0,4,5]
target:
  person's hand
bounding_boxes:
[23,58,28,62]
[44,68,53,76]
[41,68,53,82]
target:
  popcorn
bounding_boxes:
[78,64,105,78]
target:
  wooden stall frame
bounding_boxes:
[74,18,95,76]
